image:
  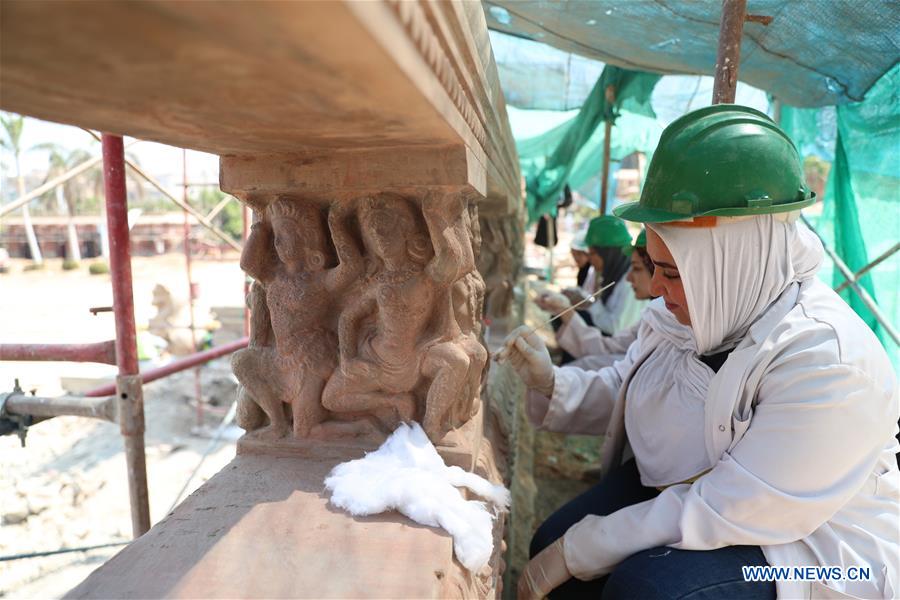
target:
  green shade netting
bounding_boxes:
[511,106,663,220]
[490,28,604,111]
[519,65,662,223]
[484,1,899,108]
[781,63,899,367]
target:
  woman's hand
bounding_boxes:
[536,291,574,324]
[496,326,554,397]
[536,291,572,314]
[517,539,571,599]
[561,287,587,305]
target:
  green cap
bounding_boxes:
[613,104,816,223]
[585,215,632,249]
[634,229,647,247]
[625,229,647,255]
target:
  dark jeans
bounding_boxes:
[529,460,775,599]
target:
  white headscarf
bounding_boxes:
[651,214,824,355]
[571,233,589,252]
[626,297,712,486]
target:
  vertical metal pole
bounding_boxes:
[182,150,202,428]
[102,134,151,538]
[242,204,251,337]
[600,84,616,214]
[712,0,747,104]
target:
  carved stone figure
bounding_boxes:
[423,193,487,433]
[148,284,217,356]
[234,280,271,433]
[231,199,362,439]
[234,191,488,443]
[449,201,488,422]
[478,215,523,321]
[320,192,476,440]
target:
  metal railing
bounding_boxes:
[801,214,899,346]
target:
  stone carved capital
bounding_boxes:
[232,192,487,447]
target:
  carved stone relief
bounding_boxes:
[232,191,488,444]
[477,214,524,321]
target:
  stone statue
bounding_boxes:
[234,280,271,432]
[148,283,217,356]
[231,198,362,439]
[448,201,488,423]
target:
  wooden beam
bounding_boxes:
[712,0,748,104]
[600,84,616,214]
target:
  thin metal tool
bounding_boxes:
[492,281,614,362]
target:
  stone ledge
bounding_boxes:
[65,450,502,599]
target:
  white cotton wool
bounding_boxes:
[324,422,510,572]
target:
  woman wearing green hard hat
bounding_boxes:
[501,105,898,599]
[552,229,657,370]
[568,232,592,290]
[537,215,647,340]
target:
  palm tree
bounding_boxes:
[75,138,145,259]
[1,112,42,264]
[35,144,94,262]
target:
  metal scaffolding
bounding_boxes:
[0,133,250,539]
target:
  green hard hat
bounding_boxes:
[634,229,647,247]
[613,104,816,223]
[624,229,647,255]
[585,215,632,249]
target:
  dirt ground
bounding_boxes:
[0,254,246,598]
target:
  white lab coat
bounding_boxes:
[581,269,646,335]
[528,278,900,598]
[557,313,638,370]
